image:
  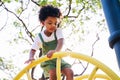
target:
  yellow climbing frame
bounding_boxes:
[13,51,120,80]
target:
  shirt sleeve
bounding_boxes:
[56,28,64,40]
[31,34,42,51]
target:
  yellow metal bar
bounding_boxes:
[74,74,111,80]
[13,51,120,80]
[68,52,120,80]
[88,66,98,80]
[56,57,61,80]
[13,53,68,80]
[26,71,32,80]
[13,56,49,80]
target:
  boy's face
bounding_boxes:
[42,16,59,33]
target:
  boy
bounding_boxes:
[25,5,73,80]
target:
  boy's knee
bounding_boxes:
[49,69,57,80]
[49,73,57,80]
[67,69,73,76]
[62,68,73,76]
[64,69,74,80]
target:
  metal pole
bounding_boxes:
[101,0,120,68]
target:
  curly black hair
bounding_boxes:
[39,5,61,22]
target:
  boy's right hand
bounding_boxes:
[24,58,35,64]
[25,49,36,64]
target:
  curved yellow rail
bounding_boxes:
[74,74,111,80]
[13,51,120,80]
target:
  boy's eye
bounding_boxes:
[48,23,52,25]
[48,22,58,26]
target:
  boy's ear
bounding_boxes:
[41,21,44,26]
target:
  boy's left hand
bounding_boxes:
[47,50,56,58]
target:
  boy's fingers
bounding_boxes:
[24,59,34,64]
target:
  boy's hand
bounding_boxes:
[24,58,35,64]
[47,50,56,58]
[25,49,36,64]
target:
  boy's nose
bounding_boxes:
[52,24,57,28]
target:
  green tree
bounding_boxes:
[0,0,106,79]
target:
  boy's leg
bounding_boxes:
[49,68,57,80]
[62,68,73,80]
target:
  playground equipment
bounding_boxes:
[101,0,120,69]
[13,51,120,80]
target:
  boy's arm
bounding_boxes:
[47,38,64,58]
[29,49,36,60]
[55,38,64,52]
[25,49,36,64]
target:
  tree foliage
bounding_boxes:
[0,0,106,79]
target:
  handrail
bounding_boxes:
[13,51,120,80]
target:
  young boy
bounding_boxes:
[25,5,73,80]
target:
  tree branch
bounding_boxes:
[2,3,34,42]
[64,0,85,18]
[31,0,40,6]
[65,0,72,17]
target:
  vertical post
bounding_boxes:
[101,0,120,68]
